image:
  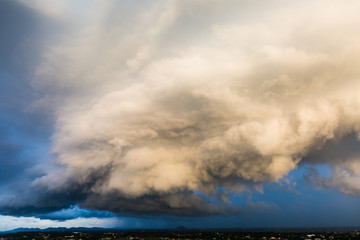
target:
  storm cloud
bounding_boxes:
[3,0,360,218]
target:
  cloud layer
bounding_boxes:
[3,0,360,218]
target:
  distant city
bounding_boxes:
[1,228,360,240]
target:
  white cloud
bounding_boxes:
[0,215,121,231]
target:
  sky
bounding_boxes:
[1,0,360,231]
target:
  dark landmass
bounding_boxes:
[3,226,360,234]
[1,227,360,240]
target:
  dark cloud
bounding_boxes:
[0,141,28,183]
[0,161,272,218]
[35,206,114,221]
[0,0,39,69]
[302,133,360,165]
[82,191,234,217]
[301,134,360,195]
[0,0,60,206]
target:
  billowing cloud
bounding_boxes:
[3,0,360,218]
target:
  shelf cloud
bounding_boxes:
[3,0,360,219]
